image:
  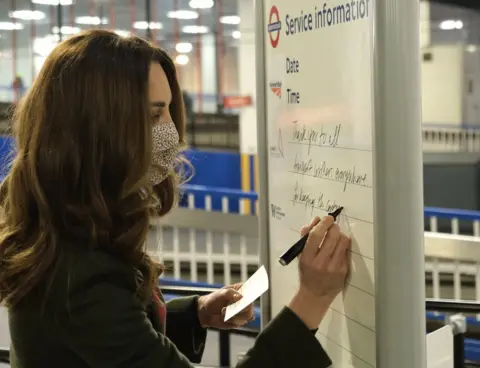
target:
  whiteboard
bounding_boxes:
[260,1,375,366]
[255,0,426,367]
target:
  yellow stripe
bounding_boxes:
[241,153,251,214]
[254,155,259,215]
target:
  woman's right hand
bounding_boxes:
[288,215,351,329]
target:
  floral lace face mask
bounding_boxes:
[148,121,179,186]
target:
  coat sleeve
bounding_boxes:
[236,308,332,368]
[165,296,207,363]
[59,268,331,368]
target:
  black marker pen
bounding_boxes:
[279,207,344,266]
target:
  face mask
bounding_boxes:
[148,121,179,186]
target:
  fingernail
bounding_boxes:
[221,307,226,315]
[235,293,242,300]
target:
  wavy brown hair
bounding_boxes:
[0,29,186,307]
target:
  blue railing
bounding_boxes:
[424,207,480,221]
[160,277,480,361]
[423,123,480,131]
[182,184,480,222]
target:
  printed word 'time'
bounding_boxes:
[287,88,300,104]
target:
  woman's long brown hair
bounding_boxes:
[0,29,186,307]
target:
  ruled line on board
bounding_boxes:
[288,141,373,152]
[329,305,376,334]
[288,170,373,189]
[288,200,374,224]
[287,227,375,261]
[347,282,375,297]
[316,330,375,368]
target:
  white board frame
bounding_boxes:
[254,0,426,366]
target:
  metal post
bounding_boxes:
[145,0,152,41]
[218,329,230,367]
[373,0,426,367]
[253,0,271,327]
[56,1,63,42]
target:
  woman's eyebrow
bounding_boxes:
[151,101,167,108]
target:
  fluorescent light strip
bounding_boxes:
[189,0,214,9]
[75,16,108,25]
[0,22,24,31]
[10,10,46,21]
[182,25,208,34]
[133,21,163,30]
[176,42,193,53]
[220,15,240,25]
[175,54,189,65]
[167,10,199,20]
[32,0,73,5]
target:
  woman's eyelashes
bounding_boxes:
[151,113,162,123]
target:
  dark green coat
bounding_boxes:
[7,243,332,367]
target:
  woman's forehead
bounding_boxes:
[149,63,171,103]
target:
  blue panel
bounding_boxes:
[0,136,14,179]
[184,149,241,189]
[181,149,242,212]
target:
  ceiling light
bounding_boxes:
[75,16,108,25]
[175,42,193,53]
[32,0,73,5]
[114,29,130,37]
[52,26,80,35]
[133,21,163,30]
[467,45,477,53]
[232,30,241,39]
[439,20,463,30]
[0,22,24,31]
[167,10,199,20]
[189,0,214,9]
[175,54,189,65]
[10,10,46,21]
[182,25,208,34]
[220,15,240,25]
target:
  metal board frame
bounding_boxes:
[254,0,271,328]
[255,0,426,366]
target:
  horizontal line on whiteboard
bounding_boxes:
[288,141,372,152]
[317,330,375,368]
[288,171,373,189]
[329,305,375,333]
[288,202,374,224]
[347,282,375,297]
[288,227,374,262]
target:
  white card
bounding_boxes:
[224,266,269,322]
[427,325,454,368]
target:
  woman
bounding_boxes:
[0,30,351,367]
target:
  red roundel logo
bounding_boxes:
[268,6,281,48]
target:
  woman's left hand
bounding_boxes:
[197,284,255,329]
